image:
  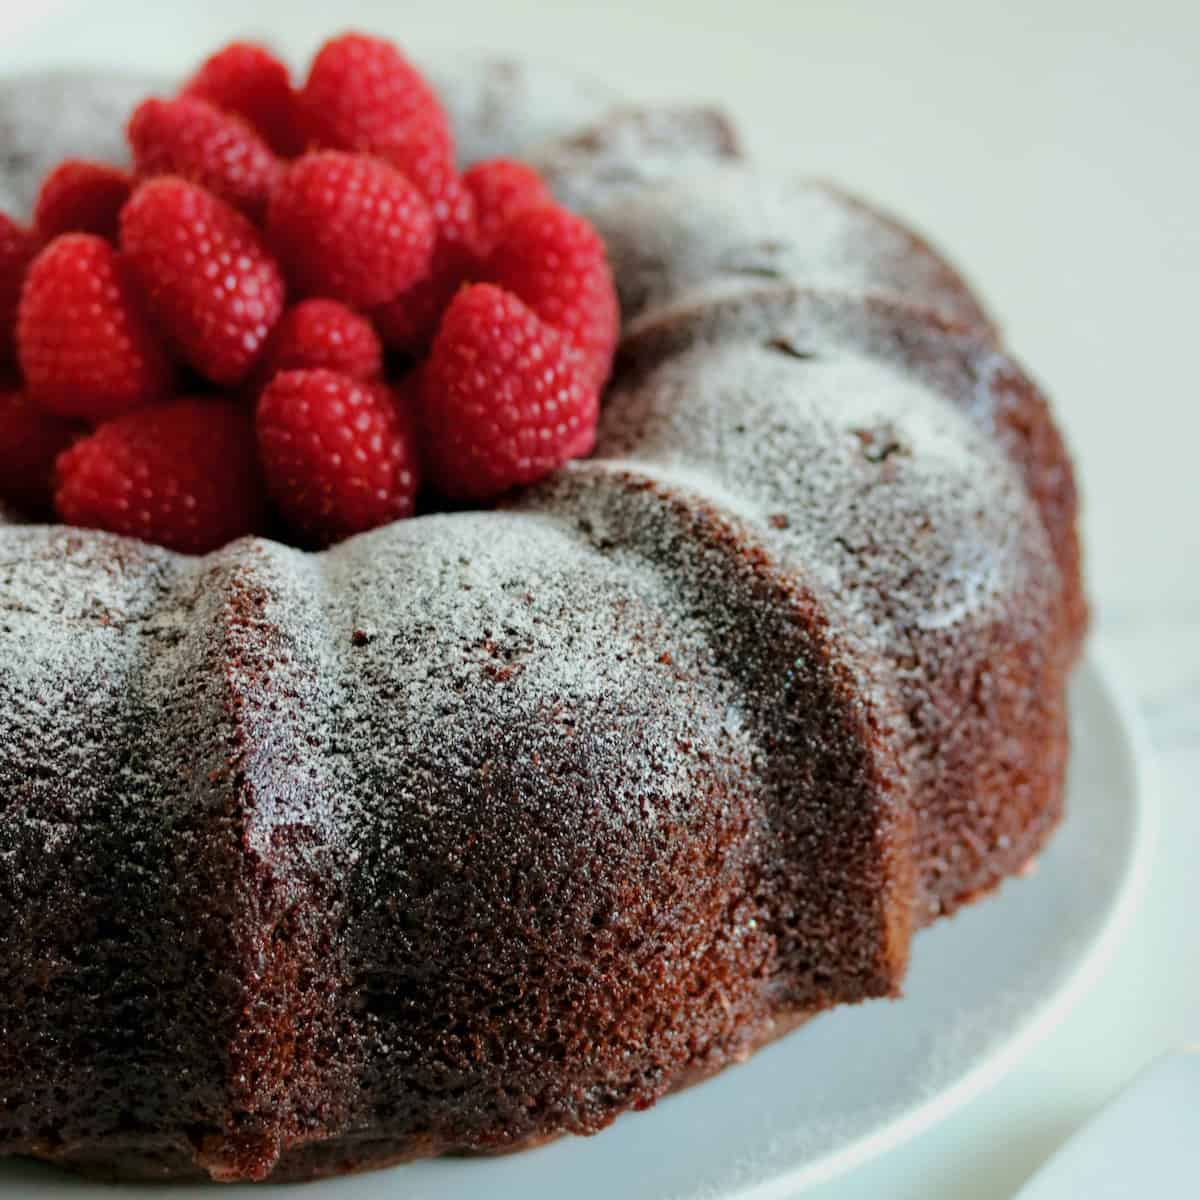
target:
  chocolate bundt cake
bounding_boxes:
[0,60,1086,1182]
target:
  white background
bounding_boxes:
[2,2,1197,1196]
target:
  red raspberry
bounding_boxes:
[297,37,458,352]
[260,299,382,382]
[485,204,619,391]
[17,233,172,421]
[299,32,452,161]
[256,368,419,545]
[182,41,304,157]
[1,212,38,365]
[369,257,461,358]
[33,160,133,242]
[55,398,267,554]
[420,283,598,500]
[464,159,552,256]
[120,177,286,385]
[376,115,456,201]
[0,386,80,515]
[128,95,280,221]
[266,150,435,308]
[369,169,476,358]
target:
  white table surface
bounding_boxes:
[3,1,1198,1196]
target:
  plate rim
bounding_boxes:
[732,647,1158,1199]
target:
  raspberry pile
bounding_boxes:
[0,33,619,552]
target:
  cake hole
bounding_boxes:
[721,261,785,279]
[854,426,909,463]
[764,338,818,361]
[717,240,789,279]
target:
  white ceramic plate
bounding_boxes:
[0,653,1153,1199]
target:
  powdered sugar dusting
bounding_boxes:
[0,70,160,219]
[418,53,618,167]
[594,328,1039,646]
[529,106,741,214]
[592,166,993,335]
